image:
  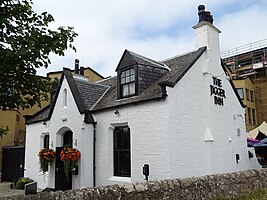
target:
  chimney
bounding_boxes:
[193,5,221,71]
[80,66,84,75]
[74,59,79,74]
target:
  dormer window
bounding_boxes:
[121,68,136,97]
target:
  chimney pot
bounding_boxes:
[197,5,214,24]
[198,5,205,12]
[75,59,79,74]
[80,66,85,75]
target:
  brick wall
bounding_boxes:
[18,169,267,200]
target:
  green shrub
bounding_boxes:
[15,177,34,190]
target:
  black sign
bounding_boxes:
[210,77,226,106]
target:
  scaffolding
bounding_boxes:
[221,39,267,74]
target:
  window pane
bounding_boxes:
[246,88,250,101]
[129,83,135,95]
[252,109,256,124]
[250,90,254,102]
[123,85,129,96]
[130,74,135,82]
[247,108,251,123]
[121,71,126,77]
[236,88,243,100]
[44,135,49,149]
[126,76,130,83]
[114,127,131,177]
[126,70,129,76]
[121,77,125,84]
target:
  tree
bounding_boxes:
[0,0,78,136]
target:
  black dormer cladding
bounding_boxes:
[116,50,168,98]
[138,64,168,94]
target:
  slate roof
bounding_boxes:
[26,47,207,123]
[91,47,206,111]
[116,50,167,71]
[25,105,50,124]
[74,77,109,110]
[26,69,108,124]
[159,47,207,87]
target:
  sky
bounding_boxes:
[32,0,267,77]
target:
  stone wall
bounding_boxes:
[14,169,267,200]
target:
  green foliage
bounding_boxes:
[15,177,34,190]
[0,125,8,138]
[0,0,78,110]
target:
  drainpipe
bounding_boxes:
[84,112,97,187]
[93,122,96,187]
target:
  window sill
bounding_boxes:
[109,176,131,183]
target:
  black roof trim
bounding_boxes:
[47,68,87,120]
[65,69,87,113]
[115,49,167,72]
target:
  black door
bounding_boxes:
[2,146,25,183]
[55,147,72,191]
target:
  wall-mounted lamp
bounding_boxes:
[203,71,231,81]
[248,151,253,159]
[114,108,119,115]
[73,139,77,146]
[233,114,244,122]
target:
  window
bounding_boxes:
[236,88,244,100]
[120,69,135,97]
[114,127,131,177]
[246,88,250,101]
[44,135,49,149]
[250,90,254,102]
[247,107,251,123]
[252,109,256,124]
[63,131,73,147]
[16,114,20,123]
[63,88,67,107]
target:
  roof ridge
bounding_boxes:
[160,49,197,63]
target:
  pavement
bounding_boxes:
[0,182,25,199]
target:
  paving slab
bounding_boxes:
[0,182,24,199]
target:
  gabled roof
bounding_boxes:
[115,49,168,71]
[25,105,50,124]
[91,47,207,111]
[158,47,207,87]
[26,68,108,124]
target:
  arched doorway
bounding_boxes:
[55,130,73,191]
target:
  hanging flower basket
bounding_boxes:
[38,148,56,174]
[60,147,81,181]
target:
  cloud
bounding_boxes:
[32,0,267,77]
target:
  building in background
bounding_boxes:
[0,61,104,182]
[221,39,267,131]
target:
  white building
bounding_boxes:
[25,5,260,191]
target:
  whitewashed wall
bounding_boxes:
[167,22,261,179]
[25,122,49,189]
[25,77,94,190]
[93,100,170,186]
